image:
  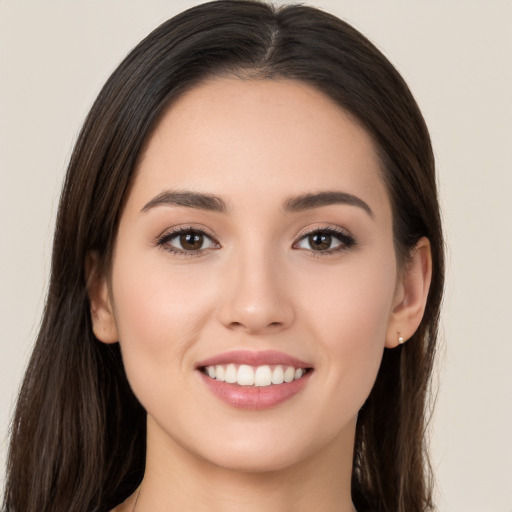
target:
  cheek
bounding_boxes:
[300,254,396,409]
[109,252,216,392]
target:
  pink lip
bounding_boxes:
[198,371,312,410]
[195,350,311,369]
[195,350,313,410]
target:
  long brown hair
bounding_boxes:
[3,2,444,511]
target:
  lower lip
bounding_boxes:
[198,371,312,410]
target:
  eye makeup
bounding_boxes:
[154,226,220,257]
[292,225,356,257]
[153,223,356,258]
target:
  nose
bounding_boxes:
[217,249,295,335]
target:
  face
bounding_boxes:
[98,78,403,472]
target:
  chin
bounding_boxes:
[201,444,308,474]
[182,420,348,475]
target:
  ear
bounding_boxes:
[85,251,118,344]
[385,237,432,348]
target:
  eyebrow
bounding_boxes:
[141,189,374,218]
[141,190,227,213]
[283,191,374,218]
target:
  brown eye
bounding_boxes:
[158,228,219,254]
[308,233,332,251]
[294,227,355,254]
[180,232,205,251]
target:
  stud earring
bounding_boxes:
[398,332,405,345]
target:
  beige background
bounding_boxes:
[1,1,511,510]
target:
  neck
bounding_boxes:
[123,416,357,512]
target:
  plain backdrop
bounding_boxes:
[1,1,511,510]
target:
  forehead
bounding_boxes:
[131,78,390,218]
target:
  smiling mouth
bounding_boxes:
[201,364,312,387]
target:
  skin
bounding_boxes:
[89,78,432,512]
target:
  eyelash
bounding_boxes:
[155,225,356,258]
[155,226,219,257]
[294,226,356,257]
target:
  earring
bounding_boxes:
[398,332,405,345]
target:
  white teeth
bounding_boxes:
[254,365,272,387]
[225,364,237,383]
[204,363,308,386]
[215,365,225,382]
[284,366,295,383]
[271,365,284,384]
[237,365,255,386]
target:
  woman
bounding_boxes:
[3,1,444,511]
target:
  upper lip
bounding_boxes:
[196,350,312,369]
